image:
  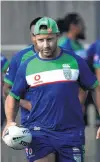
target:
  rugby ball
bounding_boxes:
[2,125,32,150]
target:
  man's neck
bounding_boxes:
[34,46,38,53]
[66,32,76,41]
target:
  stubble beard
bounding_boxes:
[39,45,59,59]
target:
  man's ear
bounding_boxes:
[57,33,60,38]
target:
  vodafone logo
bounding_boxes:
[32,74,43,86]
[34,75,41,81]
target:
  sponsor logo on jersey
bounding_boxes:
[33,74,43,85]
[34,75,41,81]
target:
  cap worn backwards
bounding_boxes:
[33,17,60,35]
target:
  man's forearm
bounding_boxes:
[95,69,100,115]
[3,83,11,99]
[95,86,100,115]
[5,95,19,123]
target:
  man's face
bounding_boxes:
[35,34,58,58]
[75,20,86,40]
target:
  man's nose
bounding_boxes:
[44,40,49,48]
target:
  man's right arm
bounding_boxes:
[3,83,32,110]
[3,54,32,110]
[5,95,19,123]
[3,83,11,99]
[93,44,100,116]
[2,63,29,136]
[3,55,18,98]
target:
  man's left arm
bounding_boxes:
[93,51,100,139]
[78,56,100,138]
[78,57,99,91]
[95,69,100,139]
[93,49,100,115]
[94,69,100,115]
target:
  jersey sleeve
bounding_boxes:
[87,42,96,57]
[93,42,100,69]
[93,53,100,69]
[1,55,9,73]
[77,56,99,89]
[9,63,28,100]
[4,54,18,86]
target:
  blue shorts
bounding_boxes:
[25,129,85,162]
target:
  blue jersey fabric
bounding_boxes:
[4,45,36,124]
[10,48,98,133]
[4,45,35,85]
[1,54,9,72]
[87,40,100,72]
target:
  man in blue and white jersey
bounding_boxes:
[3,17,100,162]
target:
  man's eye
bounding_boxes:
[48,38,53,41]
[38,39,43,41]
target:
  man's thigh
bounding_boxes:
[25,135,55,162]
[34,153,55,162]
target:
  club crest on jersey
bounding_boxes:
[62,64,72,80]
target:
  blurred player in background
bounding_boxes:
[1,54,9,126]
[3,17,42,126]
[58,13,86,59]
[57,13,100,127]
[2,17,100,162]
[56,18,65,37]
[57,13,88,111]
